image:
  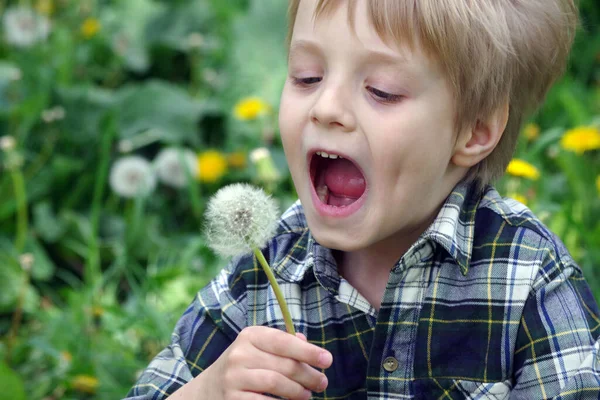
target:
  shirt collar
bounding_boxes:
[419,180,482,276]
[271,181,482,282]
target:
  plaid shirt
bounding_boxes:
[125,182,600,399]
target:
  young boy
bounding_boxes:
[126,0,600,399]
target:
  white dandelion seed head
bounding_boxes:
[19,253,35,271]
[0,136,16,151]
[153,147,198,188]
[187,32,205,50]
[204,183,280,257]
[41,106,65,123]
[109,156,156,198]
[250,147,270,163]
[3,7,51,48]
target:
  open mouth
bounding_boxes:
[309,151,366,207]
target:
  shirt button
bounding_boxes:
[383,357,399,372]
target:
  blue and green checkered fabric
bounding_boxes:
[125,182,600,399]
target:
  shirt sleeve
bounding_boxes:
[123,256,250,400]
[511,252,600,399]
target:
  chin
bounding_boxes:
[308,223,369,252]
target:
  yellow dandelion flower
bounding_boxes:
[507,193,528,206]
[36,0,54,16]
[506,159,540,180]
[233,97,270,121]
[596,175,600,196]
[197,150,228,183]
[81,18,101,39]
[60,351,73,363]
[560,126,600,154]
[91,305,104,317]
[523,123,540,141]
[228,151,247,169]
[71,375,99,394]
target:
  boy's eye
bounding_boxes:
[367,86,403,103]
[291,77,322,86]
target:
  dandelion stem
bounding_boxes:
[253,248,296,335]
[5,263,29,365]
[10,167,28,253]
[87,114,116,289]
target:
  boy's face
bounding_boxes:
[279,0,468,253]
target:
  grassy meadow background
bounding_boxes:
[0,0,599,398]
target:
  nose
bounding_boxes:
[309,81,356,132]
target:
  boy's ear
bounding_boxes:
[451,103,509,168]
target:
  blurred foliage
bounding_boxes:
[0,0,598,398]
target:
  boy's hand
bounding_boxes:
[198,326,332,400]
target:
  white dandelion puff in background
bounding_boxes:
[41,106,66,123]
[153,147,198,189]
[205,183,279,257]
[0,136,16,151]
[3,7,51,48]
[109,156,156,198]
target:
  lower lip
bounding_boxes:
[309,180,367,218]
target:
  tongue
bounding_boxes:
[323,158,366,201]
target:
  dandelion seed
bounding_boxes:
[109,156,156,198]
[154,147,198,188]
[2,7,51,48]
[205,183,279,257]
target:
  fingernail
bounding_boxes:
[303,389,312,399]
[318,376,328,391]
[319,351,332,367]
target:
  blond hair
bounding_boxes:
[286,0,578,188]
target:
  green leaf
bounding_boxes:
[146,1,216,51]
[0,362,26,400]
[116,80,204,144]
[33,202,66,243]
[0,62,22,114]
[56,85,116,143]
[25,236,56,281]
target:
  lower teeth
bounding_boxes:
[317,184,329,204]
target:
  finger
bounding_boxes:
[296,333,308,341]
[249,328,333,369]
[235,393,283,400]
[247,348,328,393]
[241,369,312,400]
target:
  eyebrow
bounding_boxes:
[288,39,409,66]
